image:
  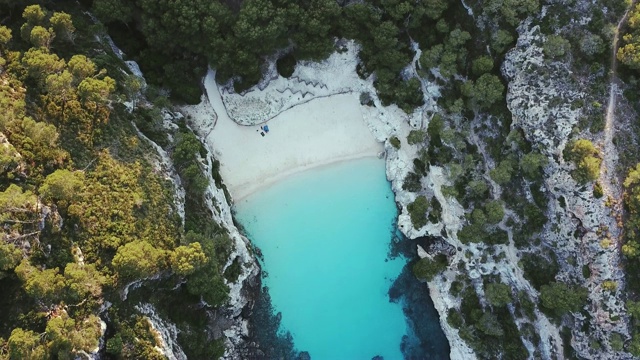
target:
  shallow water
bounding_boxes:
[236,158,429,359]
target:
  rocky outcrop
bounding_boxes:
[180,106,262,360]
[503,19,631,360]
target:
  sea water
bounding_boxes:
[235,158,411,359]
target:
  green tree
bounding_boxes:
[22,4,46,24]
[484,200,504,224]
[50,12,76,43]
[540,282,588,316]
[485,283,512,307]
[67,55,97,83]
[39,169,85,204]
[29,26,54,50]
[92,0,134,24]
[407,130,426,145]
[520,152,548,179]
[490,160,515,185]
[64,263,107,301]
[464,73,504,109]
[46,313,102,358]
[407,196,429,229]
[0,243,22,279]
[112,240,165,280]
[15,259,66,304]
[0,25,12,60]
[579,33,604,56]
[492,29,514,54]
[412,255,447,281]
[468,179,489,199]
[472,56,494,76]
[170,243,208,276]
[543,35,571,58]
[21,48,65,85]
[569,139,601,183]
[477,312,504,337]
[8,328,46,359]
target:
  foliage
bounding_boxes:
[485,283,512,307]
[618,3,640,69]
[170,243,208,276]
[472,56,494,76]
[112,240,166,280]
[519,152,548,179]
[412,255,448,281]
[407,130,426,145]
[568,139,601,183]
[390,136,401,149]
[543,35,571,59]
[0,5,238,358]
[540,282,588,317]
[484,200,504,224]
[407,196,429,229]
[490,159,515,185]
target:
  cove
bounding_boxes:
[236,157,430,359]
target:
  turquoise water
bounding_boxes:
[236,158,408,359]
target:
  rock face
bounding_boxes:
[180,106,262,360]
[503,20,630,359]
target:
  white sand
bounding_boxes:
[189,70,383,201]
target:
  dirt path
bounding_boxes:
[599,2,635,240]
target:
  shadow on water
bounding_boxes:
[246,284,311,360]
[388,228,451,360]
[242,194,449,359]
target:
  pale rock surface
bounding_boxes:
[504,20,631,359]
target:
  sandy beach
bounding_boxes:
[185,70,383,201]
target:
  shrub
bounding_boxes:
[485,283,512,307]
[447,309,464,328]
[402,172,422,192]
[276,53,296,78]
[412,254,448,281]
[540,282,588,317]
[594,181,604,198]
[407,130,426,145]
[543,35,571,58]
[610,333,624,351]
[484,200,505,224]
[390,136,401,149]
[407,196,429,229]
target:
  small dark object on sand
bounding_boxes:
[260,132,265,137]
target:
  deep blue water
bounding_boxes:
[236,158,448,359]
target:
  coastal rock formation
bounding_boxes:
[503,20,630,359]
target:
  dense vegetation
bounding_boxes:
[0,3,236,358]
[85,0,456,111]
[0,0,637,358]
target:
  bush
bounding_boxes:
[484,200,504,224]
[407,130,426,145]
[407,196,429,229]
[610,333,624,351]
[390,136,401,149]
[485,283,512,307]
[412,255,448,281]
[447,308,464,329]
[569,139,601,183]
[276,53,296,78]
[543,35,571,59]
[402,172,422,192]
[540,282,588,317]
[594,181,604,198]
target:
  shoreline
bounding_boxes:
[183,69,384,203]
[232,152,383,202]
